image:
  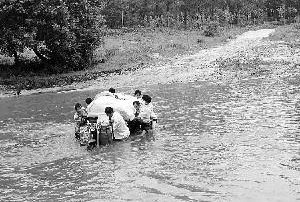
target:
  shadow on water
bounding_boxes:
[0,74,300,201]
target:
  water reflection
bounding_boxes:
[0,75,300,201]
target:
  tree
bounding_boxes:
[31,0,105,71]
[0,0,105,72]
[0,1,28,65]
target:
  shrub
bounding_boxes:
[104,48,119,60]
[294,23,300,29]
[197,38,204,44]
[203,21,220,37]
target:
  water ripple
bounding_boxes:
[0,75,300,201]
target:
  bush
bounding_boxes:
[0,0,105,73]
[294,23,300,29]
[203,21,220,37]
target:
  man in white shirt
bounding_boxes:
[141,95,157,125]
[105,107,130,140]
[128,96,158,134]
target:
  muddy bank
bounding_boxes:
[2,28,300,98]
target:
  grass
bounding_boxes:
[92,26,250,72]
[0,25,264,91]
[269,23,300,43]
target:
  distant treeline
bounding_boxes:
[0,0,299,74]
[103,0,300,28]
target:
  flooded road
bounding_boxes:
[1,67,300,202]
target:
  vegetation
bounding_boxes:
[0,26,251,91]
[0,0,300,92]
[102,0,300,28]
[269,23,300,43]
[0,0,105,73]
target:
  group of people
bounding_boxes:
[73,88,157,142]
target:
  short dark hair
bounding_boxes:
[105,107,114,114]
[133,101,140,105]
[85,97,93,105]
[142,95,152,103]
[134,90,141,96]
[75,103,82,110]
[108,88,116,93]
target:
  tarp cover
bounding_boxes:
[87,91,136,121]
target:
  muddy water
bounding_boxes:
[0,73,300,202]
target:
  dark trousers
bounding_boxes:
[127,118,142,133]
[140,122,152,132]
[128,119,152,134]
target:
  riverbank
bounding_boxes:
[0,25,267,97]
[2,23,299,98]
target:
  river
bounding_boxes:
[0,67,300,201]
